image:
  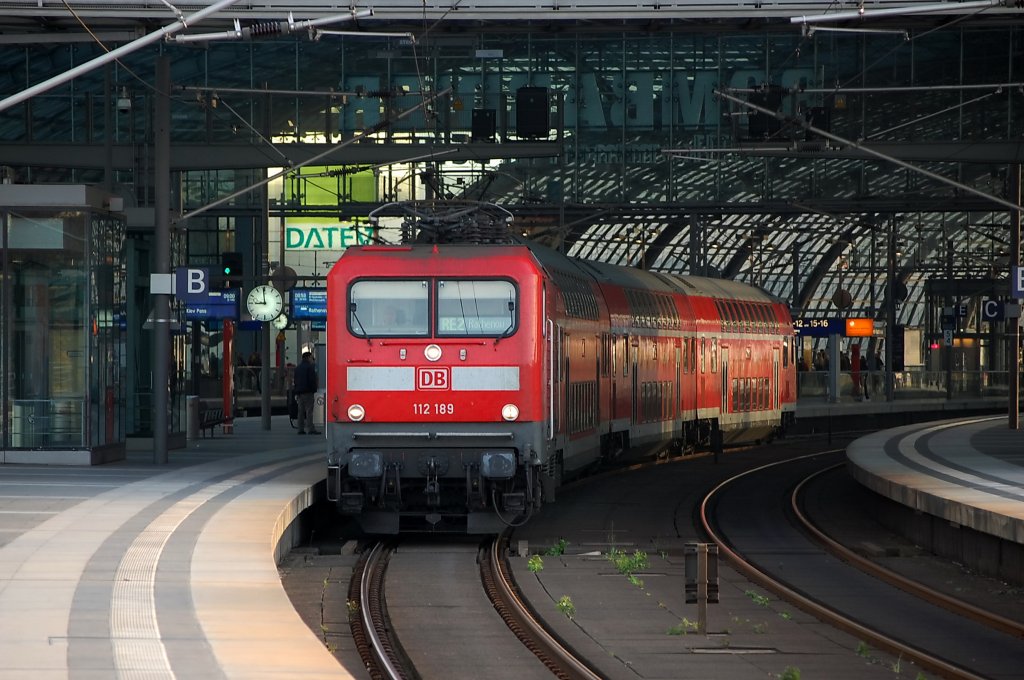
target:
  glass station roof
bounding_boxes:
[0,3,1021,346]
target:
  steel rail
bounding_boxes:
[359,541,407,680]
[482,535,604,680]
[792,462,1024,641]
[699,451,989,680]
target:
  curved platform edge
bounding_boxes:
[191,457,357,680]
[846,417,1024,584]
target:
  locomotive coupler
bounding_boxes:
[465,463,485,509]
[380,462,402,505]
[424,457,440,507]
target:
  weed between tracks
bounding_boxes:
[518,542,928,679]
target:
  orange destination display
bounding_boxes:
[845,317,874,337]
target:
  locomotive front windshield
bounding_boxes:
[437,279,517,337]
[347,278,517,338]
[349,279,430,337]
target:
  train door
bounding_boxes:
[545,319,564,441]
[630,335,639,425]
[564,332,571,436]
[720,347,730,415]
[610,335,618,421]
[675,345,682,424]
[772,347,780,410]
[557,325,566,437]
[682,336,697,421]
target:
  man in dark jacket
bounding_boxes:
[293,351,320,435]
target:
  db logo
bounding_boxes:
[417,367,450,390]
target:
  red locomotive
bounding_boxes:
[325,203,796,533]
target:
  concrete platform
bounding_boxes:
[1,402,1017,679]
[847,415,1024,583]
[0,415,350,680]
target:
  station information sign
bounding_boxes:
[185,288,240,320]
[291,287,327,321]
[792,317,841,337]
[844,317,874,337]
[793,316,878,337]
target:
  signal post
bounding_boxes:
[684,542,719,635]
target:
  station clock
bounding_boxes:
[246,284,284,322]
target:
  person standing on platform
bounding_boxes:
[293,351,320,435]
[248,351,261,392]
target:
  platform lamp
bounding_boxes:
[116,87,131,112]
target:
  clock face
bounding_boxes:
[246,285,284,322]
[272,312,289,330]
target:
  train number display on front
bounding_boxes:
[412,402,455,415]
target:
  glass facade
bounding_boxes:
[0,187,126,462]
[0,19,1020,405]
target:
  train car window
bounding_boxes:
[437,279,517,337]
[782,336,789,367]
[662,295,675,329]
[349,279,429,337]
[711,337,718,373]
[700,337,706,373]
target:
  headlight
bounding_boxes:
[424,344,443,362]
[501,403,519,421]
[347,404,365,421]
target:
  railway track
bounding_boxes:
[701,450,1024,680]
[348,537,603,680]
[288,434,1020,678]
[794,463,1024,643]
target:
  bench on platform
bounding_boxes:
[199,407,226,437]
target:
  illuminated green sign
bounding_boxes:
[285,223,373,250]
[283,164,375,250]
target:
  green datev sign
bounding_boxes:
[285,223,373,250]
[283,164,375,250]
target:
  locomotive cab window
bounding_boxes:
[437,279,518,337]
[349,279,429,337]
